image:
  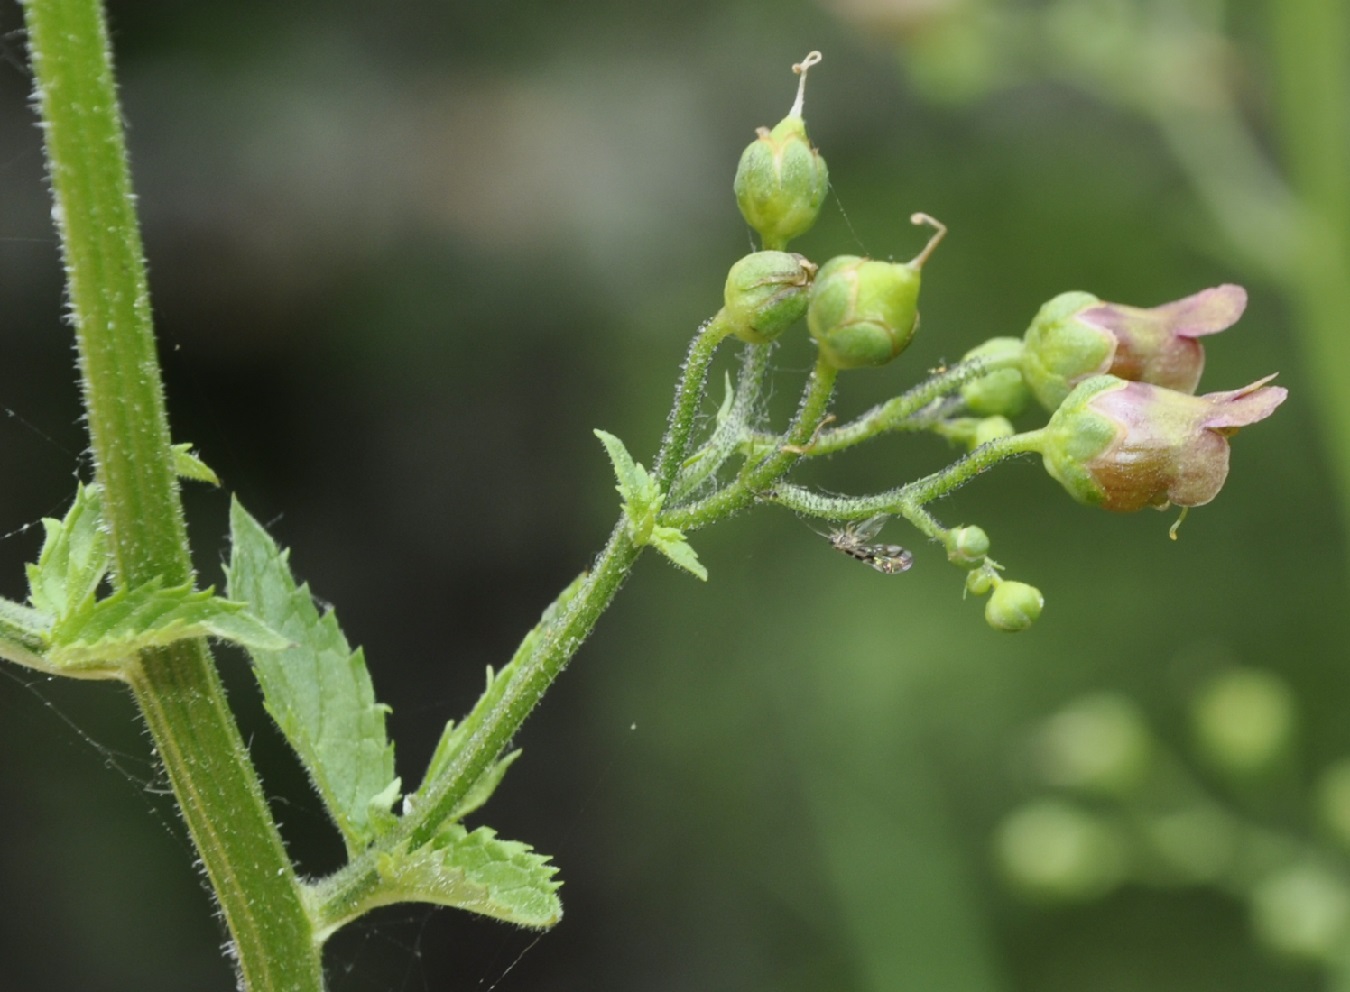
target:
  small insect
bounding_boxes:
[825,514,913,574]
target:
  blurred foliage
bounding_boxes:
[0,0,1343,990]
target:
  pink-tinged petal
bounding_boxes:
[1150,284,1247,339]
[1200,375,1288,432]
[1167,432,1232,507]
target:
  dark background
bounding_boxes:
[0,0,1343,990]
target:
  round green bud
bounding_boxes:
[946,525,990,564]
[973,416,1015,447]
[1251,864,1350,962]
[960,337,1031,417]
[808,256,917,368]
[1317,760,1350,854]
[1192,667,1295,776]
[807,214,946,370]
[965,568,996,597]
[995,800,1125,901]
[723,251,817,344]
[985,580,1043,632]
[734,54,829,250]
[1036,693,1152,795]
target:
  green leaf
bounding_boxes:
[171,443,221,486]
[594,429,660,516]
[46,579,290,670]
[26,483,108,620]
[649,525,708,581]
[371,824,561,929]
[226,499,399,853]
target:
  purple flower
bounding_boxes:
[1023,285,1248,410]
[1038,373,1287,512]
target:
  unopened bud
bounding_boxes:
[723,251,817,344]
[807,213,946,369]
[734,52,829,250]
[986,580,1043,632]
[946,525,990,564]
[960,337,1030,416]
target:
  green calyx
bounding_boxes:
[1021,291,1114,410]
[961,337,1031,416]
[734,53,829,250]
[1036,375,1126,506]
[723,251,817,344]
[807,213,946,370]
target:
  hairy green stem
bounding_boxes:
[310,524,641,927]
[403,523,639,849]
[661,356,839,529]
[770,356,1010,456]
[653,310,736,491]
[670,341,774,501]
[767,430,1046,525]
[23,1,322,988]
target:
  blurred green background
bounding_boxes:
[0,0,1345,989]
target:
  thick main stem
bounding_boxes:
[23,1,322,988]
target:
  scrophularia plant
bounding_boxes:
[3,5,1286,987]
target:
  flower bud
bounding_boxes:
[986,580,1043,632]
[1022,285,1247,410]
[973,416,1015,447]
[734,53,829,250]
[1251,864,1350,962]
[1036,694,1152,795]
[807,213,946,370]
[965,568,995,597]
[723,251,817,344]
[1192,667,1295,776]
[945,525,990,564]
[1038,374,1287,512]
[1316,759,1350,853]
[996,800,1125,901]
[960,337,1030,417]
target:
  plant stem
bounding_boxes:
[23,1,322,988]
[767,430,1047,525]
[661,356,839,529]
[402,523,641,850]
[652,310,736,491]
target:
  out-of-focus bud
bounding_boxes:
[1316,759,1350,853]
[1037,374,1287,512]
[1022,285,1247,410]
[1035,693,1153,796]
[734,52,829,250]
[1251,864,1350,963]
[723,251,817,344]
[995,800,1125,901]
[985,580,1043,632]
[960,337,1030,416]
[807,214,946,369]
[945,525,990,564]
[1192,667,1295,776]
[973,416,1015,447]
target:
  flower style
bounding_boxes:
[1022,284,1248,410]
[1038,374,1287,512]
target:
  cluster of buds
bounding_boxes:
[713,52,1284,634]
